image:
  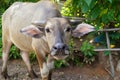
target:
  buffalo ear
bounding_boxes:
[20,25,44,38]
[72,23,94,37]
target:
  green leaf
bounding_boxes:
[104,51,111,56]
[88,52,92,57]
[89,0,97,9]
[102,14,109,24]
[81,1,89,13]
[117,15,120,22]
[107,10,114,21]
[90,6,100,20]
[100,8,108,17]
[54,60,64,68]
[84,0,92,6]
[108,0,112,3]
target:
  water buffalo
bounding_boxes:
[1,0,94,80]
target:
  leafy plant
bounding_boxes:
[80,40,96,64]
[65,0,120,26]
[54,60,69,68]
[72,56,84,67]
[54,60,64,68]
[104,51,111,56]
[80,41,95,57]
[9,46,21,59]
[30,52,36,62]
[61,0,74,17]
[68,38,75,53]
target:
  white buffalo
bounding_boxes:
[1,1,94,80]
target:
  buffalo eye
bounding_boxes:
[46,28,50,33]
[66,27,71,32]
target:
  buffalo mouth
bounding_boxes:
[50,49,69,60]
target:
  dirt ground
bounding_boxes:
[0,58,120,80]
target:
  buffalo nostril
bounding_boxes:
[62,45,66,50]
[53,43,67,50]
[53,46,57,50]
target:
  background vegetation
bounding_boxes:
[61,0,120,46]
[0,0,120,68]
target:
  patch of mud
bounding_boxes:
[0,59,120,80]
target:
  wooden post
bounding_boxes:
[105,32,115,78]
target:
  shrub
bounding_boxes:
[80,40,96,64]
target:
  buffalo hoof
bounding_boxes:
[1,71,10,79]
[48,71,52,80]
[42,73,52,80]
[28,70,38,78]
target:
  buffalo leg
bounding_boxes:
[20,51,37,78]
[47,55,54,80]
[41,55,54,80]
[1,41,12,79]
[33,48,49,80]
